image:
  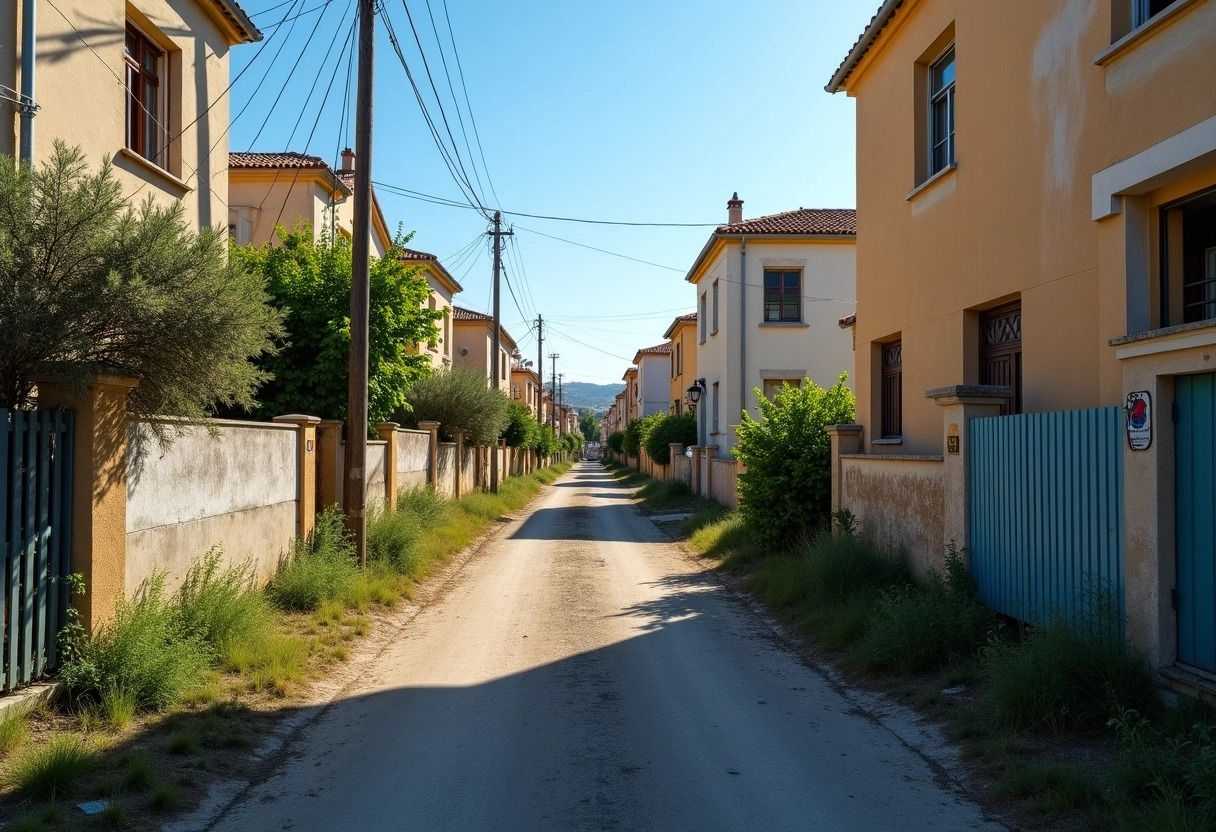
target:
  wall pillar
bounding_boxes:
[702,445,719,501]
[689,446,703,496]
[927,385,1011,565]
[418,420,440,488]
[825,425,863,516]
[33,373,138,632]
[376,422,400,512]
[669,444,684,484]
[452,428,464,499]
[315,419,343,512]
[498,439,507,483]
[273,414,321,542]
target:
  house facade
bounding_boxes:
[511,365,543,419]
[228,150,390,258]
[688,195,857,455]
[633,343,673,419]
[452,307,516,395]
[827,0,1216,678]
[622,367,639,423]
[2,0,260,228]
[398,249,461,371]
[665,313,699,414]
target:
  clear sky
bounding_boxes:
[229,0,876,388]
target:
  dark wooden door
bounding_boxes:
[980,302,1022,415]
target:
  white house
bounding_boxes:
[632,343,672,419]
[688,194,857,456]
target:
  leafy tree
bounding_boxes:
[642,412,697,464]
[561,431,584,453]
[621,419,643,457]
[400,366,509,445]
[578,408,598,443]
[502,400,540,448]
[535,424,560,457]
[230,226,441,424]
[0,144,282,424]
[733,375,856,547]
[606,431,625,454]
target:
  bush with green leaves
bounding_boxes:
[502,400,540,448]
[268,507,359,611]
[733,374,856,546]
[231,226,440,424]
[0,144,282,425]
[535,424,560,457]
[173,547,273,656]
[642,412,696,464]
[606,431,625,454]
[400,366,510,445]
[561,431,584,453]
[59,574,210,711]
[578,409,598,443]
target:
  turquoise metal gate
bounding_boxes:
[2,409,74,691]
[1175,373,1216,673]
[969,407,1124,624]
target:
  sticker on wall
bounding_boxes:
[1125,391,1152,451]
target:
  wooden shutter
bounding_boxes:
[980,302,1022,415]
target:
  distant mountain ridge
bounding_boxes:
[556,381,622,412]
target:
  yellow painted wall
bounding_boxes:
[2,0,243,231]
[668,320,699,413]
[843,0,1216,453]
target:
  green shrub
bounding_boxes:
[102,687,137,731]
[798,531,911,609]
[401,366,509,444]
[994,759,1103,813]
[59,574,209,711]
[0,703,30,755]
[733,374,855,546]
[642,412,696,464]
[367,504,424,576]
[621,417,651,458]
[268,507,358,611]
[606,431,625,454]
[502,400,540,449]
[398,486,447,529]
[174,547,273,656]
[6,734,96,799]
[984,592,1155,733]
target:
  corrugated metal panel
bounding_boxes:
[969,407,1124,625]
[1176,373,1216,672]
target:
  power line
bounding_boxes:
[545,321,635,363]
[440,0,501,209]
[513,225,686,272]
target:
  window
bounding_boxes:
[1160,188,1216,327]
[929,46,955,176]
[712,281,720,333]
[881,341,902,439]
[711,382,720,434]
[763,270,801,322]
[1134,0,1180,26]
[699,294,707,341]
[125,25,169,168]
[979,302,1022,415]
[763,378,801,400]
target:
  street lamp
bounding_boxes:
[686,378,706,405]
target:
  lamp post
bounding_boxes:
[687,378,706,445]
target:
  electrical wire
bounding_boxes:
[440,0,502,210]
[513,225,686,273]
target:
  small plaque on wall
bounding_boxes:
[947,435,960,454]
[1125,391,1152,451]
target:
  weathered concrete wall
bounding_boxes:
[671,455,692,488]
[126,420,298,592]
[436,444,457,498]
[366,441,387,507]
[710,458,739,509]
[841,456,945,577]
[397,429,430,491]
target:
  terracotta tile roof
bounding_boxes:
[716,208,856,236]
[229,151,330,170]
[398,248,437,262]
[662,312,697,339]
[452,306,492,322]
[826,0,905,93]
[634,343,672,357]
[210,0,262,43]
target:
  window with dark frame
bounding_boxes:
[712,281,720,332]
[699,294,707,341]
[1134,0,1181,26]
[979,301,1023,416]
[881,341,902,439]
[711,382,720,434]
[125,25,168,168]
[763,269,801,323]
[929,46,955,177]
[1159,188,1216,328]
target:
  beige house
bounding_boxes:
[622,367,639,423]
[2,0,260,228]
[665,313,699,414]
[827,0,1216,682]
[688,195,857,455]
[452,307,516,394]
[511,365,543,419]
[633,343,672,419]
[228,150,390,258]
[398,248,461,371]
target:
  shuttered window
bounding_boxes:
[881,341,902,439]
[979,302,1022,416]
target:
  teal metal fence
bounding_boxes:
[969,407,1124,625]
[2,409,74,691]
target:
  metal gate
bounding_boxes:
[969,407,1124,624]
[2,409,74,691]
[1175,373,1216,672]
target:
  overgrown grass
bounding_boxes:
[268,508,359,612]
[5,734,95,799]
[176,547,274,655]
[994,758,1104,813]
[0,704,30,755]
[635,478,696,511]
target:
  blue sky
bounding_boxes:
[229,0,875,386]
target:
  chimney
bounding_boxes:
[727,192,743,225]
[339,148,355,174]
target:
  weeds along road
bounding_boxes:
[208,463,1004,832]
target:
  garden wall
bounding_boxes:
[396,429,431,490]
[839,455,945,576]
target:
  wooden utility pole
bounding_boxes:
[488,211,513,493]
[536,314,543,417]
[548,353,559,432]
[558,373,564,434]
[344,0,375,567]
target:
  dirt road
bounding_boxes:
[208,463,1004,831]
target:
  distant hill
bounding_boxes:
[558,382,622,412]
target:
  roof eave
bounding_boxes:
[206,0,262,45]
[825,0,903,93]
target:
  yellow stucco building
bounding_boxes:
[664,313,699,414]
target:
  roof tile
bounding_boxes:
[229,151,330,170]
[717,208,856,236]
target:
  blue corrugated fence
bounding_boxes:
[969,407,1124,625]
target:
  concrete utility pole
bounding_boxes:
[487,211,513,493]
[344,0,375,568]
[548,353,560,432]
